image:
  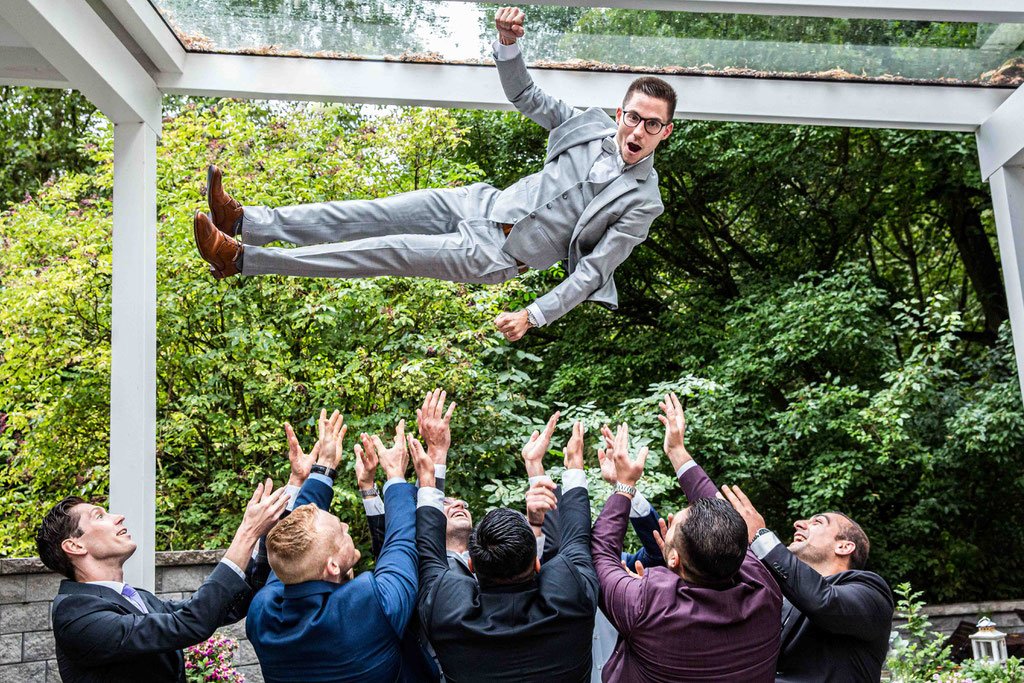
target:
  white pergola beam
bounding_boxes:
[0,46,68,88]
[989,166,1024,404]
[100,0,185,74]
[110,120,158,591]
[0,0,161,131]
[157,53,1012,132]
[442,0,1024,22]
[977,85,1024,180]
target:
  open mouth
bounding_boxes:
[448,510,468,520]
[793,533,806,543]
[627,142,642,154]
[117,528,129,537]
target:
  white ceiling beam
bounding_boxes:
[977,85,1024,179]
[0,46,68,88]
[0,0,161,131]
[441,0,1024,22]
[99,0,185,74]
[158,52,1012,132]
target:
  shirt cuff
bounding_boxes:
[417,486,445,512]
[284,484,301,512]
[362,495,385,517]
[562,469,588,492]
[527,303,547,328]
[751,530,783,559]
[434,463,446,479]
[536,533,545,559]
[629,490,652,518]
[382,476,406,496]
[308,472,334,488]
[219,557,246,580]
[528,474,554,487]
[492,39,521,61]
[675,460,698,478]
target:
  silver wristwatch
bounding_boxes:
[526,308,538,327]
[359,487,380,499]
[614,482,638,497]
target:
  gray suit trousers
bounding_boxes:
[240,183,521,285]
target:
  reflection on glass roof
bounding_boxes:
[149,0,1024,86]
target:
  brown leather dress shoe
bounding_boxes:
[206,164,243,238]
[193,210,242,279]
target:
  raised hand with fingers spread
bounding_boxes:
[658,392,691,472]
[719,484,766,543]
[521,411,559,477]
[417,388,455,466]
[285,418,320,487]
[371,420,409,481]
[315,409,346,471]
[353,438,379,491]
[223,478,291,569]
[407,435,435,489]
[601,423,648,490]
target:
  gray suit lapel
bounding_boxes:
[545,107,616,163]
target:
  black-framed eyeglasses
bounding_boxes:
[622,110,667,135]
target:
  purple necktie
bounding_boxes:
[121,584,149,614]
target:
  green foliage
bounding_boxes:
[887,583,1024,683]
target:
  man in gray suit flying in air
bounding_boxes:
[194,6,676,342]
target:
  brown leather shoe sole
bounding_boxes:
[193,210,241,280]
[206,165,243,238]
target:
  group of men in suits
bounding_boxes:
[36,386,894,683]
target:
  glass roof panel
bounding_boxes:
[149,0,1024,87]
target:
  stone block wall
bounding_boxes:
[0,551,262,682]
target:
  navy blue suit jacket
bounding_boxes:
[247,476,419,683]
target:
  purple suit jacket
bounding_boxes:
[591,463,782,683]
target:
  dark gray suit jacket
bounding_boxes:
[51,562,252,682]
[761,543,894,682]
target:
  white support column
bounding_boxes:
[110,120,158,590]
[989,165,1024,404]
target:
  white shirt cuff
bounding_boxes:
[492,39,521,61]
[535,533,545,559]
[284,484,301,512]
[219,557,246,580]
[382,476,406,496]
[629,490,651,518]
[528,474,554,487]
[675,460,698,478]
[751,530,783,559]
[562,469,588,492]
[362,495,385,516]
[417,486,445,512]
[434,463,446,479]
[526,303,547,328]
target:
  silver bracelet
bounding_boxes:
[526,308,538,327]
[614,482,637,497]
[359,487,380,499]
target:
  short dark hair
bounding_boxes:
[827,511,870,570]
[675,498,747,582]
[623,76,677,122]
[37,497,86,580]
[468,508,537,585]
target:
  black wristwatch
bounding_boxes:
[310,464,337,480]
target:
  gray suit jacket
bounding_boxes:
[494,52,665,325]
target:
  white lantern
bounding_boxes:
[969,617,1008,664]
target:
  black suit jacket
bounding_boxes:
[761,544,894,682]
[51,562,252,682]
[416,485,598,683]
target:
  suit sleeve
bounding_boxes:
[532,202,661,326]
[591,494,647,635]
[555,486,597,604]
[761,544,894,640]
[52,563,249,665]
[415,491,451,629]
[539,485,563,564]
[369,482,419,636]
[621,508,666,569]
[678,462,719,502]
[495,49,577,131]
[368,511,386,560]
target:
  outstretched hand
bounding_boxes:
[563,420,585,470]
[370,420,409,480]
[417,388,455,465]
[285,419,320,486]
[408,435,435,489]
[601,423,647,489]
[719,484,766,543]
[224,478,291,570]
[353,437,379,490]
[495,6,526,46]
[316,410,346,470]
[494,309,531,342]
[658,392,691,471]
[522,411,559,477]
[525,479,557,528]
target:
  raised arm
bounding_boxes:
[659,392,719,501]
[597,441,665,569]
[412,436,451,629]
[493,7,576,131]
[417,387,455,495]
[355,433,385,559]
[590,423,649,635]
[553,421,597,599]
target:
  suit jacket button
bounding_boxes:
[530,212,536,218]
[577,182,583,189]
[562,193,568,199]
[546,203,552,209]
